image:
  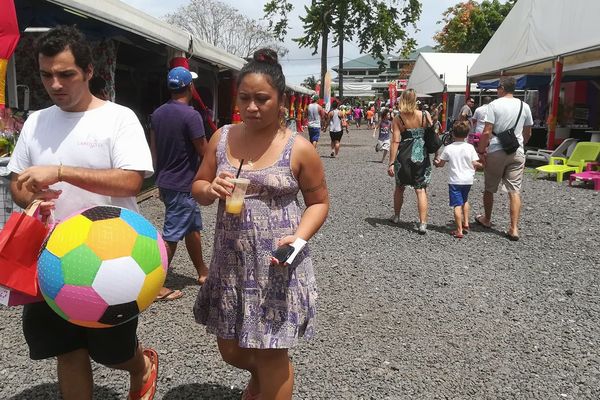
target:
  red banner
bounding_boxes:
[0,0,20,109]
[389,83,397,108]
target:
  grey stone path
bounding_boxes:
[1,126,599,399]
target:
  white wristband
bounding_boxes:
[285,237,307,265]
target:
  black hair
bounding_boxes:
[498,76,516,93]
[89,75,106,95]
[35,25,93,72]
[238,48,285,99]
[452,121,470,138]
[331,101,339,109]
[483,96,492,104]
[381,109,390,119]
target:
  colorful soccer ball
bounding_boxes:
[38,206,168,328]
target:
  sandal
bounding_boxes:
[462,225,470,234]
[450,230,464,239]
[128,348,159,400]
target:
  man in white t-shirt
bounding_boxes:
[306,95,325,147]
[476,76,533,241]
[7,26,158,399]
[468,96,491,145]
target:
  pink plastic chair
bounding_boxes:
[569,162,600,191]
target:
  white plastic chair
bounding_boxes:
[526,138,578,164]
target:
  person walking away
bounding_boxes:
[373,109,392,163]
[387,89,433,234]
[306,95,324,148]
[366,107,375,129]
[327,101,344,158]
[468,96,492,146]
[7,26,158,400]
[433,121,482,238]
[476,77,533,241]
[341,105,349,134]
[192,48,329,400]
[150,66,209,300]
[353,105,362,128]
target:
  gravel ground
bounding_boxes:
[1,126,599,399]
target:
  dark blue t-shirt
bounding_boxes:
[151,100,205,191]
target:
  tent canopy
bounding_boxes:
[469,0,600,79]
[18,0,246,71]
[407,53,480,94]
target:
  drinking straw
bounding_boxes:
[231,159,244,193]
[235,159,244,179]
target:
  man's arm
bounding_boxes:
[522,126,532,145]
[14,165,144,199]
[478,122,494,154]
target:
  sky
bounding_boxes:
[121,0,463,84]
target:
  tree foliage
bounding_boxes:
[433,0,516,53]
[265,0,421,66]
[301,75,318,90]
[164,0,287,58]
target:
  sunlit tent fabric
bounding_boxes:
[0,0,20,108]
[468,0,600,79]
[407,53,480,94]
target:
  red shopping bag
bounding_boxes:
[0,200,50,297]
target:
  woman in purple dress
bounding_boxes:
[192,49,329,400]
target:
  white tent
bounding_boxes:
[469,0,600,79]
[407,53,480,94]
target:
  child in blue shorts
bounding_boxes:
[434,121,482,238]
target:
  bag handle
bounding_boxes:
[24,199,43,217]
[492,100,523,135]
[0,200,45,248]
[512,101,523,131]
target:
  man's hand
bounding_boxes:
[33,188,62,218]
[16,165,60,193]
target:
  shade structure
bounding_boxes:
[407,53,480,94]
[0,0,20,108]
[469,0,600,79]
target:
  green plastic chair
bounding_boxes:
[535,141,600,182]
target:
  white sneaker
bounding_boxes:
[417,222,427,234]
[390,215,400,224]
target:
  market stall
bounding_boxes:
[407,52,480,130]
[468,0,600,149]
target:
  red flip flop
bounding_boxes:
[450,230,464,239]
[128,348,159,400]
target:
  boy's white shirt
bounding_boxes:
[440,142,480,185]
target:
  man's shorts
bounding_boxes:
[160,188,203,242]
[330,130,343,142]
[308,127,321,143]
[23,301,138,365]
[448,184,472,207]
[484,150,526,193]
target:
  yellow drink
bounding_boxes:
[226,199,244,214]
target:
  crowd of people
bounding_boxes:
[8,26,329,400]
[6,23,534,400]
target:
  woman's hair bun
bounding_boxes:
[253,48,279,65]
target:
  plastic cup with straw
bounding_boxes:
[226,159,250,214]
